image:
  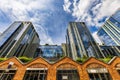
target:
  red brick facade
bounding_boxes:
[0,57,120,80]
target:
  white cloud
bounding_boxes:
[0,0,54,44]
[63,0,72,13]
[63,0,120,44]
[63,0,120,27]
[94,0,120,24]
[34,24,53,44]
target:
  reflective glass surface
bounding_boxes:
[109,17,120,28]
[40,45,63,58]
[0,22,21,47]
[112,10,120,23]
[13,26,35,57]
[97,28,116,46]
[77,23,96,57]
[70,25,81,57]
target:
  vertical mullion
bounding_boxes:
[38,70,40,80]
[98,73,102,80]
[104,73,108,80]
[93,73,96,80]
[6,73,10,80]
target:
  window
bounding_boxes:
[87,68,112,80]
[88,73,111,80]
[0,69,16,80]
[57,69,80,80]
[87,63,112,80]
[23,69,47,80]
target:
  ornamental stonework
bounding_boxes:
[57,63,77,69]
[28,63,47,68]
[0,63,18,69]
[87,63,105,69]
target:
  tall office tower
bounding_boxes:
[97,9,120,46]
[34,44,63,62]
[100,45,120,57]
[66,22,104,60]
[0,21,40,58]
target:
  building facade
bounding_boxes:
[0,21,40,58]
[100,46,120,57]
[61,43,67,56]
[97,9,120,46]
[0,56,120,80]
[34,44,63,62]
[66,22,104,60]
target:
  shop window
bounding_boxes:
[23,68,47,80]
[56,63,80,80]
[0,69,16,80]
[57,69,80,80]
[87,63,112,80]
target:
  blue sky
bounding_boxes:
[0,0,120,45]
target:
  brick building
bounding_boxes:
[0,57,120,80]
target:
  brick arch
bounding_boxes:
[86,63,106,69]
[27,63,48,68]
[57,63,77,69]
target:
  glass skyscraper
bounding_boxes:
[35,44,63,62]
[0,21,40,58]
[97,9,120,46]
[66,22,104,60]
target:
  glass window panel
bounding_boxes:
[109,17,120,28]
[88,73,112,80]
[112,10,120,23]
[0,70,16,80]
[0,22,21,47]
[97,28,116,46]
[39,45,63,61]
[57,70,80,80]
[23,70,47,80]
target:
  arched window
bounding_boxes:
[87,63,112,80]
[23,63,48,80]
[56,63,80,80]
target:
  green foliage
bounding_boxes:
[107,55,113,58]
[76,57,88,63]
[60,54,65,58]
[76,57,83,63]
[0,58,7,62]
[83,54,88,59]
[99,57,112,63]
[18,56,33,63]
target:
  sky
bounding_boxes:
[0,0,120,45]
